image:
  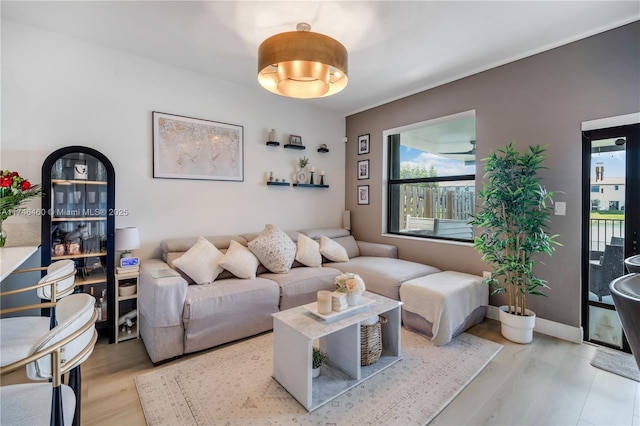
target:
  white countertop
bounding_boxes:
[0,246,39,282]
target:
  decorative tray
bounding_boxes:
[302,296,376,321]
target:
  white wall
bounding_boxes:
[1,20,346,259]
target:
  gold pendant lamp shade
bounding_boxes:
[258,23,348,99]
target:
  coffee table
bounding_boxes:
[271,291,402,411]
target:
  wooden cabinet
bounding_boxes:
[41,146,116,342]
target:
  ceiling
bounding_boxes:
[2,1,638,116]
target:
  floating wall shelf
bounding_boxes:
[293,184,329,188]
[266,141,280,147]
[284,144,306,150]
[267,181,291,186]
[317,147,329,153]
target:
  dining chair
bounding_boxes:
[0,293,98,426]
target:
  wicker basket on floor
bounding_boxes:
[361,315,388,366]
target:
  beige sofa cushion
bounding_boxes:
[295,233,322,267]
[247,224,296,274]
[172,236,224,284]
[219,240,260,279]
[320,236,349,262]
[331,235,361,258]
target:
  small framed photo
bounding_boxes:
[357,185,370,205]
[357,159,370,180]
[289,135,303,146]
[358,134,370,155]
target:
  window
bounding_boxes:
[384,111,476,242]
[591,185,600,192]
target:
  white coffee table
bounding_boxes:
[272,291,402,411]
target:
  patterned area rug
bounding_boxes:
[135,328,502,425]
[590,347,640,382]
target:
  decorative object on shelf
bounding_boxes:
[74,155,88,180]
[312,347,329,378]
[298,156,309,169]
[295,170,307,184]
[266,129,280,146]
[358,159,370,180]
[152,111,244,182]
[358,134,370,155]
[0,169,43,247]
[335,272,366,305]
[309,167,315,185]
[289,135,303,147]
[320,170,325,185]
[361,315,386,366]
[268,171,274,182]
[470,144,560,344]
[115,227,140,265]
[318,144,329,153]
[257,22,348,99]
[357,185,370,205]
[317,290,332,314]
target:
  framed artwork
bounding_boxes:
[289,135,303,146]
[153,111,244,181]
[358,159,370,180]
[358,134,370,155]
[357,185,370,205]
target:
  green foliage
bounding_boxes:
[312,347,329,369]
[469,143,561,316]
[400,164,438,188]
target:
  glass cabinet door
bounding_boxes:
[42,147,116,342]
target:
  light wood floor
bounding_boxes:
[2,319,639,425]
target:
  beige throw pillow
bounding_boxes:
[219,240,260,279]
[319,236,349,262]
[295,233,322,267]
[173,236,224,284]
[248,224,296,273]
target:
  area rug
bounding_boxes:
[590,347,640,382]
[135,328,502,425]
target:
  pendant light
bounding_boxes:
[258,23,348,99]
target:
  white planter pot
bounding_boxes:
[312,367,320,378]
[499,305,536,344]
[346,293,360,306]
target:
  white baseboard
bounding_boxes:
[485,305,583,344]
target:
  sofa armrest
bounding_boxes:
[139,259,188,328]
[356,241,398,258]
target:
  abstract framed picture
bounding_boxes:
[289,135,303,146]
[357,159,370,180]
[358,134,370,155]
[357,185,370,205]
[153,111,244,181]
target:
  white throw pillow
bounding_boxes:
[173,236,224,284]
[319,236,349,262]
[295,233,322,267]
[248,224,297,273]
[219,240,260,279]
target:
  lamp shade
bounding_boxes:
[258,23,348,99]
[115,227,140,252]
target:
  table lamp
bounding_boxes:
[115,227,140,267]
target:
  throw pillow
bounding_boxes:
[248,224,296,273]
[319,235,349,262]
[219,240,260,279]
[295,233,322,267]
[173,236,224,284]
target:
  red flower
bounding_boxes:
[0,176,12,187]
[21,180,31,190]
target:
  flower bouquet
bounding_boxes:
[0,170,43,247]
[335,272,366,305]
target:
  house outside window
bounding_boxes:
[384,111,476,242]
[591,185,600,192]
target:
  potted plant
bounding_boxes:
[312,347,329,378]
[470,143,561,344]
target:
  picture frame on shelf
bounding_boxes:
[357,185,370,205]
[152,111,244,182]
[358,159,370,180]
[358,134,370,155]
[289,135,303,146]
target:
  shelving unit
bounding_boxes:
[41,146,116,343]
[266,141,280,147]
[317,147,329,153]
[284,144,306,150]
[293,184,330,188]
[267,181,291,186]
[114,270,139,343]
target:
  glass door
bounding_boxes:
[582,123,639,351]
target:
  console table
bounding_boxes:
[272,291,402,411]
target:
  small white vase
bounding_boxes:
[346,293,360,306]
[312,367,320,378]
[499,305,536,344]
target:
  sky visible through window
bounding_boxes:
[592,150,625,178]
[399,145,475,177]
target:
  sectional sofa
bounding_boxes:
[139,226,484,363]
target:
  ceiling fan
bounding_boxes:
[440,139,476,155]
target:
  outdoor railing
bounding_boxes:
[590,218,625,254]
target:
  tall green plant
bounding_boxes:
[470,143,561,317]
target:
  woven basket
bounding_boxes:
[360,315,387,366]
